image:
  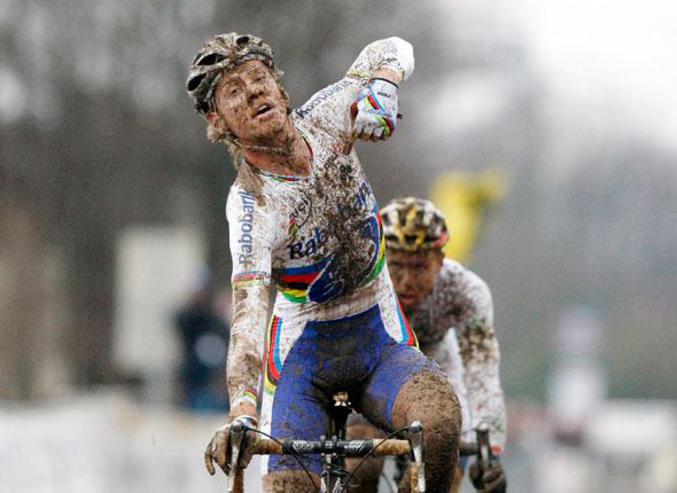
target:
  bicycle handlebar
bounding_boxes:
[249,437,480,458]
[227,422,488,493]
[251,437,412,457]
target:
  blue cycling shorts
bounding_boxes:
[259,303,443,476]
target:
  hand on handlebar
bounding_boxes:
[469,459,506,493]
[204,415,258,476]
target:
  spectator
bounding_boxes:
[174,268,230,412]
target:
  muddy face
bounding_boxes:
[212,60,288,144]
[388,249,444,314]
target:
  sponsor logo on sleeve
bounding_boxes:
[295,79,353,119]
[237,191,256,268]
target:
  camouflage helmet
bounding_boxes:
[380,197,449,252]
[186,33,277,117]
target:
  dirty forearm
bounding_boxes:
[227,284,270,417]
[459,318,508,453]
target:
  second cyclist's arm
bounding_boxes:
[430,329,474,440]
[457,275,508,455]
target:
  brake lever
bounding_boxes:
[476,422,491,472]
[409,421,426,492]
[228,421,246,493]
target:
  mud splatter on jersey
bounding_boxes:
[224,37,416,411]
[411,258,508,453]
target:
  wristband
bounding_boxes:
[369,77,399,89]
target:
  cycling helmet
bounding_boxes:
[381,197,449,251]
[186,33,277,117]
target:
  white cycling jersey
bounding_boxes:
[411,258,507,453]
[225,37,417,409]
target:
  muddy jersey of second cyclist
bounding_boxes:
[411,258,507,453]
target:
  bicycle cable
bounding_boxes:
[244,426,320,492]
[339,425,411,493]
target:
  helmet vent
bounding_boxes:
[187,73,206,91]
[198,53,226,66]
[236,35,250,46]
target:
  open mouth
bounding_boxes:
[254,103,273,117]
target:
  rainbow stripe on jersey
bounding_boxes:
[273,211,386,304]
[232,270,270,288]
[264,315,284,394]
[255,168,304,183]
[275,258,331,304]
[366,211,386,283]
[396,298,418,347]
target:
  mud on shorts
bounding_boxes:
[260,303,444,476]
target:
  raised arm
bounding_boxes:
[456,274,508,455]
[296,37,414,144]
[348,37,414,142]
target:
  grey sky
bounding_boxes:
[516,0,677,152]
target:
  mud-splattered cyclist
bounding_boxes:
[347,198,508,493]
[186,33,461,492]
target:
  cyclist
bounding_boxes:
[187,33,461,492]
[381,197,508,492]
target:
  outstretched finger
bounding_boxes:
[216,435,228,469]
[204,442,216,475]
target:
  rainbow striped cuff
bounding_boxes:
[232,271,270,288]
[231,386,259,409]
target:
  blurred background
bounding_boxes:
[1,0,676,491]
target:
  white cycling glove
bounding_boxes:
[352,78,399,141]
